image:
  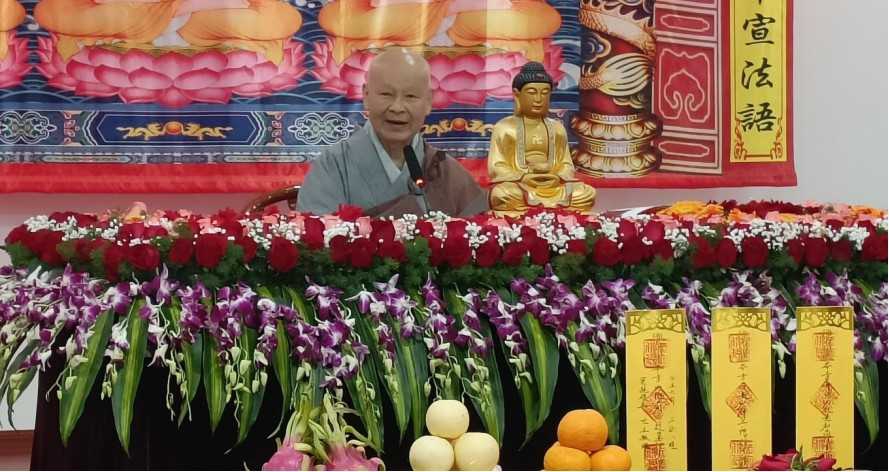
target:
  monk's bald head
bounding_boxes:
[363,48,433,154]
[366,48,432,91]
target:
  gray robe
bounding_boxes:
[297,126,488,217]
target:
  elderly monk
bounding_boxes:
[33,0,302,63]
[297,48,488,217]
[318,0,561,63]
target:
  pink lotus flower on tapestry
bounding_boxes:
[36,35,306,108]
[0,33,31,89]
[311,39,565,108]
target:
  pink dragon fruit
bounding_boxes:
[311,38,565,109]
[262,438,314,471]
[310,394,384,471]
[35,35,306,108]
[0,32,31,89]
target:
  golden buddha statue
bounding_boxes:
[317,0,561,63]
[0,0,25,60]
[33,0,302,64]
[488,62,596,216]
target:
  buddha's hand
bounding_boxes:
[522,173,560,188]
[447,0,513,14]
[370,0,441,7]
[94,0,165,3]
[175,0,250,15]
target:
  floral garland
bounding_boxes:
[0,200,886,462]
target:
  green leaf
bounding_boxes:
[235,328,265,446]
[202,334,227,434]
[344,357,385,452]
[476,319,505,445]
[691,356,712,418]
[394,331,429,440]
[854,361,881,448]
[568,329,622,444]
[519,313,559,439]
[177,332,203,426]
[269,319,293,438]
[0,340,39,422]
[111,298,149,455]
[59,310,115,445]
[354,311,410,440]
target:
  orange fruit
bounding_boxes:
[557,409,608,452]
[589,445,631,471]
[543,443,591,471]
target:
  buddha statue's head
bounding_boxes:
[512,62,553,119]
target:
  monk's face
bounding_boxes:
[514,83,552,119]
[363,55,433,150]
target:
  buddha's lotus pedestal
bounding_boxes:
[35,35,306,108]
[310,39,565,108]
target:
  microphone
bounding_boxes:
[404,145,425,189]
[403,145,430,213]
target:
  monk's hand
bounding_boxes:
[175,0,249,15]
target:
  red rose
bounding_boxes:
[566,239,587,255]
[4,224,28,246]
[813,456,836,471]
[335,204,363,221]
[214,208,243,238]
[529,237,550,265]
[825,219,844,232]
[715,238,738,268]
[501,241,527,266]
[520,226,540,242]
[169,238,194,266]
[787,238,806,264]
[862,233,888,261]
[618,219,637,242]
[641,220,666,244]
[620,237,647,266]
[755,456,792,471]
[103,244,127,281]
[74,238,94,262]
[446,220,468,238]
[741,236,769,268]
[238,237,258,264]
[378,240,406,262]
[303,217,325,250]
[691,237,716,269]
[804,237,829,267]
[143,225,169,239]
[475,239,501,267]
[651,239,673,261]
[329,235,351,264]
[195,233,229,269]
[829,239,853,263]
[118,223,145,241]
[350,237,377,268]
[416,221,435,237]
[593,238,621,267]
[127,243,161,272]
[269,237,299,272]
[427,237,445,266]
[443,236,472,268]
[371,220,396,243]
[857,220,877,237]
[31,230,64,266]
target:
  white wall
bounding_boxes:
[1,0,887,431]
